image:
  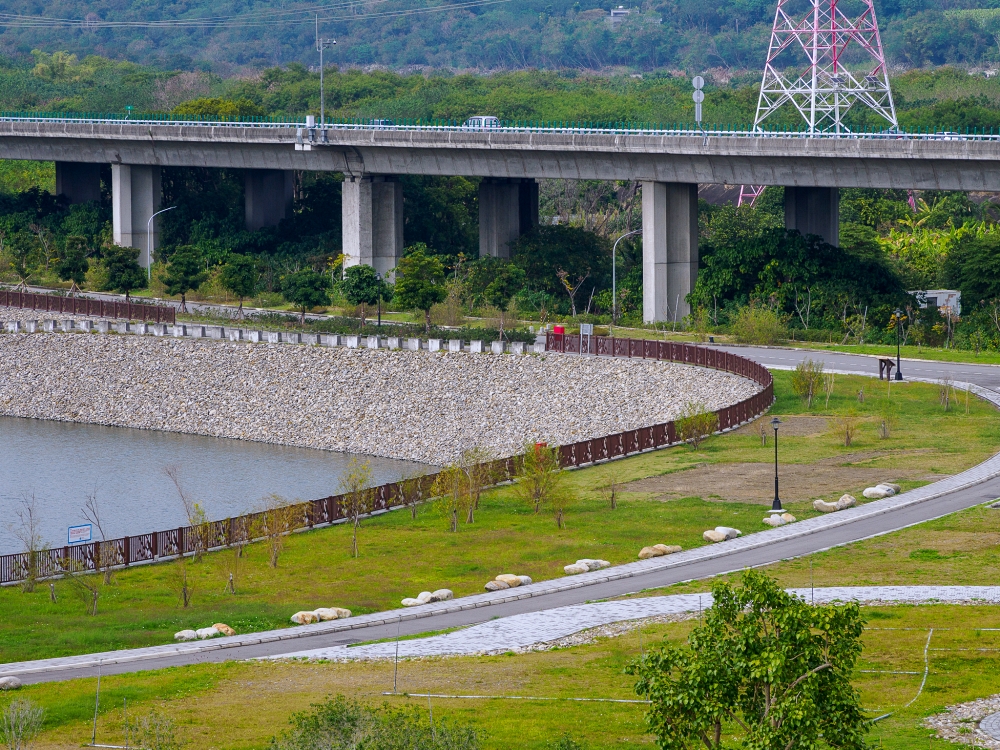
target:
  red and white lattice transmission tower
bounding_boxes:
[739,0,898,205]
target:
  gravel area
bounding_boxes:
[925,695,1000,749]
[0,325,759,464]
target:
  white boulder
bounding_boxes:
[814,494,857,513]
[762,515,786,527]
[401,598,422,607]
[416,591,435,604]
[196,626,221,639]
[495,574,522,587]
[640,544,682,559]
[174,629,198,642]
[485,580,510,591]
[314,607,351,621]
[516,576,532,586]
[0,676,22,690]
[574,559,610,571]
[563,563,589,575]
[881,483,901,494]
[715,526,742,540]
[703,529,727,543]
[290,611,320,625]
[430,589,454,601]
[863,485,893,499]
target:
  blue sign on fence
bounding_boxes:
[68,524,92,545]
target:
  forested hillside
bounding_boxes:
[1,0,1000,73]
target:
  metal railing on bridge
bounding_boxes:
[1,111,997,141]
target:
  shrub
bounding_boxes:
[730,303,787,345]
[832,413,861,447]
[791,358,825,408]
[675,402,719,449]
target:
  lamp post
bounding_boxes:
[146,206,176,281]
[894,308,904,381]
[315,16,336,127]
[770,417,783,514]
[611,228,641,335]
[376,271,383,329]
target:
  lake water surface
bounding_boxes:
[0,415,430,554]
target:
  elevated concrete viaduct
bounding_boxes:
[2,120,998,321]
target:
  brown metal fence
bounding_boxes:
[0,290,175,324]
[0,335,771,585]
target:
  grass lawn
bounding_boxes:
[8,603,1000,749]
[1,371,997,665]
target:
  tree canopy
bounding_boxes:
[102,245,147,301]
[393,245,447,332]
[281,269,331,323]
[628,571,869,750]
[162,246,208,312]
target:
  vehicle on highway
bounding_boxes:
[367,119,395,129]
[933,131,965,140]
[462,115,501,130]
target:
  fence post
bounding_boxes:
[123,535,130,566]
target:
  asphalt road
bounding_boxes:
[12,345,1000,684]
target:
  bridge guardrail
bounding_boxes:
[0,291,175,324]
[0,113,996,141]
[0,335,771,585]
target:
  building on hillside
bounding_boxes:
[910,289,961,317]
[608,6,631,29]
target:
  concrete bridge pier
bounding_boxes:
[342,175,404,278]
[112,164,162,269]
[245,169,293,231]
[784,186,839,246]
[479,178,538,259]
[642,182,698,324]
[55,162,102,204]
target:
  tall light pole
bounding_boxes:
[316,16,336,126]
[611,228,641,336]
[146,206,176,281]
[894,308,904,381]
[770,417,783,515]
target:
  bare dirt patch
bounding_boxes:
[735,415,830,438]
[626,462,945,504]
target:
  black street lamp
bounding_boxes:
[770,417,783,514]
[893,308,904,381]
[376,272,383,329]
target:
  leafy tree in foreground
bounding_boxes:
[57,235,89,292]
[219,254,260,317]
[162,246,208,312]
[628,570,869,750]
[102,244,147,302]
[393,244,446,333]
[281,268,331,323]
[340,263,385,328]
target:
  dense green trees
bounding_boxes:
[103,245,147,301]
[218,254,259,317]
[340,264,387,328]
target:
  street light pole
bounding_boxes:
[315,16,336,127]
[376,271,382,329]
[894,307,904,381]
[611,228,641,336]
[770,417,783,514]
[146,206,177,282]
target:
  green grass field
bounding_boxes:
[1,370,995,665]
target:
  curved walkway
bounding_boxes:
[272,586,1000,661]
[5,347,1000,684]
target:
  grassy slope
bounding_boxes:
[9,604,1000,749]
[1,372,997,664]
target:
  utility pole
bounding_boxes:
[315,15,336,126]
